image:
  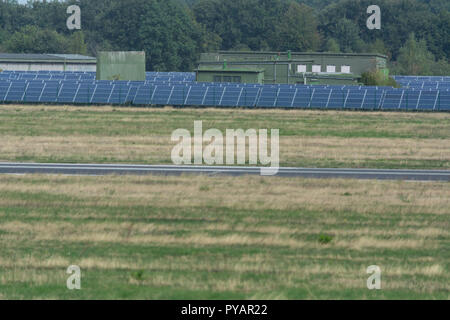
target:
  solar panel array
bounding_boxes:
[0,71,196,83]
[0,71,449,111]
[393,76,450,91]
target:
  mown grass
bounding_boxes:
[0,105,449,169]
[0,174,448,299]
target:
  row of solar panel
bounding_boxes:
[1,82,448,110]
[393,76,450,82]
[3,79,441,94]
[0,71,196,82]
[395,81,450,89]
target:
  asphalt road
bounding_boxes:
[0,162,449,181]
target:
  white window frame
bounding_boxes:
[326,65,336,73]
[341,66,351,74]
[297,65,307,73]
[312,65,321,73]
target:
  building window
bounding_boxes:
[341,66,351,73]
[312,65,321,73]
[326,65,336,73]
[223,76,233,83]
[233,76,241,83]
[213,76,222,82]
[297,65,307,73]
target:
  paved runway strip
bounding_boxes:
[0,162,449,181]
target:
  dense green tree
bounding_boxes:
[393,33,436,75]
[3,25,70,54]
[324,38,340,52]
[0,0,448,75]
[68,31,88,55]
[275,3,320,52]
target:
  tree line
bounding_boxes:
[0,0,449,75]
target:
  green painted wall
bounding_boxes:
[196,69,264,83]
[96,51,146,81]
[198,51,388,85]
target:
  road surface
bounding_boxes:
[0,162,449,181]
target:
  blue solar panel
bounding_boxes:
[39,81,61,103]
[58,81,80,103]
[91,84,113,104]
[107,83,130,104]
[417,91,438,110]
[219,87,242,107]
[4,81,27,102]
[399,90,420,110]
[274,88,295,107]
[151,85,172,105]
[74,83,94,104]
[238,87,260,107]
[362,90,383,110]
[133,85,155,105]
[437,91,450,111]
[342,89,363,109]
[292,88,313,108]
[201,86,225,106]
[0,71,448,112]
[381,90,403,110]
[185,86,207,106]
[310,89,331,109]
[23,81,44,103]
[256,87,278,107]
[327,89,347,109]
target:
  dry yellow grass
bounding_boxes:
[0,105,449,169]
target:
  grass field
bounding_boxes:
[0,105,448,300]
[0,105,449,169]
[0,174,449,299]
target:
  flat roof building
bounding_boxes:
[197,51,388,85]
[0,53,96,72]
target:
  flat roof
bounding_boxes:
[214,51,388,59]
[196,66,265,73]
[0,53,96,63]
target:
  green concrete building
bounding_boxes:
[196,51,388,85]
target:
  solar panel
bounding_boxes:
[185,85,207,106]
[344,89,365,109]
[292,88,313,108]
[381,90,403,109]
[57,82,79,103]
[327,89,347,109]
[108,83,130,104]
[23,81,44,103]
[310,88,331,109]
[238,87,260,107]
[273,88,293,107]
[4,81,27,102]
[417,91,438,110]
[399,90,420,110]
[218,87,241,107]
[133,85,155,105]
[91,84,113,104]
[256,87,278,107]
[436,91,450,111]
[0,81,11,101]
[74,83,94,104]
[151,85,173,105]
[40,81,61,103]
[362,90,383,110]
[201,86,225,106]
